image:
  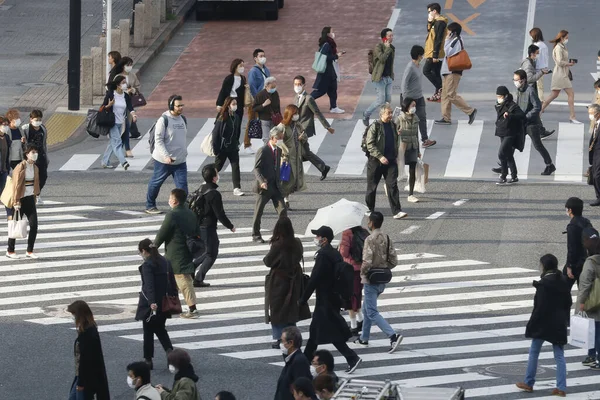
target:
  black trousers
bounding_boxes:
[8,195,38,253]
[304,337,359,366]
[252,188,287,237]
[498,136,517,179]
[593,148,600,199]
[423,58,443,91]
[194,226,219,282]
[36,155,48,191]
[214,149,241,189]
[10,160,20,170]
[526,124,552,165]
[142,314,173,360]
[365,157,401,215]
[302,140,327,173]
[311,78,338,110]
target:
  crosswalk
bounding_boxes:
[55,117,593,183]
[2,201,600,398]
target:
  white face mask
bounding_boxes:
[124,65,133,73]
[215,174,220,184]
[168,365,178,374]
[428,12,434,21]
[294,85,304,94]
[238,67,245,74]
[0,126,8,134]
[280,342,288,355]
[497,98,505,104]
[313,238,323,247]
[590,114,596,121]
[292,114,299,122]
[408,107,416,114]
[310,365,318,378]
[329,32,335,39]
[514,81,522,88]
[31,120,42,127]
[127,376,136,389]
[563,39,568,44]
[276,139,283,146]
[258,57,267,65]
[29,153,38,162]
[230,105,238,112]
[120,83,128,91]
[14,118,21,127]
[597,90,600,95]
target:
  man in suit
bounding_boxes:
[274,326,312,400]
[293,75,334,181]
[251,125,287,243]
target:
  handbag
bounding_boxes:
[271,112,283,126]
[131,92,147,107]
[588,167,594,185]
[8,210,28,239]
[96,105,115,128]
[129,120,141,138]
[569,312,595,349]
[585,277,600,312]
[568,70,573,81]
[366,235,393,284]
[312,45,327,74]
[280,161,291,182]
[86,109,110,138]
[201,132,215,156]
[161,267,182,315]
[248,119,262,139]
[244,86,254,108]
[0,176,13,208]
[447,39,472,72]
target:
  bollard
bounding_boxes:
[133,3,145,47]
[119,19,130,57]
[160,0,166,22]
[143,0,152,39]
[152,0,160,30]
[91,47,103,96]
[110,28,121,55]
[81,55,93,106]
[99,36,107,82]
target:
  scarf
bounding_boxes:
[173,364,199,385]
[325,37,337,55]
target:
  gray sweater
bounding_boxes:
[401,61,423,100]
[151,111,188,165]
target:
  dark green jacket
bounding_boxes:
[366,120,399,161]
[154,205,199,275]
[371,42,395,82]
[160,377,200,400]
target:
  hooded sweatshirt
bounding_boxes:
[151,111,187,165]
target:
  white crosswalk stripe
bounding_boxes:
[1,202,597,398]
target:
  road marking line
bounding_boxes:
[552,101,591,108]
[59,154,100,171]
[426,212,445,220]
[446,13,480,36]
[186,118,215,172]
[453,199,469,206]
[116,210,146,215]
[303,119,333,175]
[387,8,401,29]
[444,120,483,178]
[513,131,532,180]
[554,122,584,182]
[400,225,420,235]
[522,0,537,58]
[335,120,368,176]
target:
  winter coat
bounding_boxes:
[396,112,420,151]
[75,325,110,400]
[515,84,542,126]
[312,42,338,91]
[577,255,600,321]
[280,122,307,197]
[264,238,311,325]
[299,244,352,344]
[216,73,247,107]
[295,92,330,138]
[519,57,544,85]
[154,205,199,275]
[371,42,395,82]
[161,365,200,400]
[525,270,572,345]
[212,113,241,154]
[565,215,593,279]
[339,229,362,271]
[494,96,525,138]
[22,123,49,164]
[424,15,448,59]
[135,255,177,321]
[551,43,572,90]
[589,122,600,166]
[274,350,312,400]
[366,120,399,161]
[253,89,281,121]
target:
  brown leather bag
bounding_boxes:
[161,267,182,315]
[447,39,472,72]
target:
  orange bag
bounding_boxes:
[447,39,472,71]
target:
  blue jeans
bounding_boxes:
[145,161,188,209]
[364,76,393,119]
[101,123,127,166]
[524,338,566,391]
[360,283,396,341]
[272,323,296,340]
[68,377,86,400]
[588,321,600,358]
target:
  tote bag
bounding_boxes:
[8,210,28,239]
[86,110,110,138]
[248,119,262,139]
[201,133,215,156]
[280,161,291,182]
[569,312,596,349]
[0,176,13,208]
[96,106,116,128]
[312,46,327,74]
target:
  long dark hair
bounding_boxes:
[401,97,415,113]
[270,216,295,247]
[318,26,331,47]
[138,238,161,262]
[67,300,96,333]
[218,97,237,121]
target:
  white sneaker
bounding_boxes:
[407,195,419,203]
[101,164,114,169]
[330,107,345,114]
[393,211,408,219]
[570,119,583,124]
[26,252,39,259]
[233,188,245,196]
[36,196,44,205]
[5,252,19,259]
[243,146,256,155]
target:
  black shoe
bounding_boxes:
[591,200,600,207]
[541,164,556,176]
[350,327,360,336]
[468,109,477,125]
[582,356,597,366]
[271,339,281,349]
[320,166,330,181]
[508,177,519,184]
[434,119,451,125]
[496,177,509,185]
[252,236,265,243]
[541,129,556,140]
[345,358,362,374]
[193,280,210,288]
[389,333,404,354]
[491,167,502,174]
[357,320,363,332]
[285,201,292,211]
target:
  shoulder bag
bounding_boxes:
[366,235,393,284]
[96,105,116,128]
[0,176,13,208]
[312,45,327,74]
[447,38,472,72]
[131,92,147,107]
[8,210,28,239]
[161,265,182,315]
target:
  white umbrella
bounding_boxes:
[305,198,368,236]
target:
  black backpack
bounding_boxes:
[148,114,188,154]
[361,121,378,157]
[349,227,370,262]
[333,260,355,307]
[367,49,374,74]
[188,188,214,224]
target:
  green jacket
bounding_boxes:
[371,42,395,82]
[396,112,420,151]
[366,120,399,161]
[154,205,199,275]
[160,377,200,400]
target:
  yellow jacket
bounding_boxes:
[424,15,449,59]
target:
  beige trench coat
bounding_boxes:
[551,43,572,90]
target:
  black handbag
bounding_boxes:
[129,120,141,138]
[366,236,393,284]
[86,110,110,138]
[131,92,147,107]
[588,167,594,185]
[162,266,182,315]
[96,106,115,128]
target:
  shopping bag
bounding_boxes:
[271,112,283,126]
[312,47,327,74]
[569,312,596,349]
[405,159,426,193]
[248,119,262,139]
[280,161,291,182]
[585,277,600,312]
[201,132,215,156]
[86,109,110,138]
[333,60,341,83]
[423,162,430,184]
[8,210,28,239]
[0,176,13,208]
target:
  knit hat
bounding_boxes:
[496,86,510,96]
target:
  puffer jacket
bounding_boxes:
[424,15,448,59]
[396,112,420,150]
[495,95,525,138]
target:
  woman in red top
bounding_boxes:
[339,226,368,335]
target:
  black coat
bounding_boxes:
[216,73,246,107]
[312,42,338,91]
[197,182,234,230]
[525,270,572,345]
[494,96,525,138]
[212,114,241,154]
[75,326,110,400]
[299,244,352,345]
[135,255,177,321]
[565,215,592,279]
[274,350,312,400]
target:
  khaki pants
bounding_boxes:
[243,106,256,148]
[174,274,196,307]
[441,74,474,121]
[537,76,544,102]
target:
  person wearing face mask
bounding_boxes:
[154,189,200,319]
[156,348,200,400]
[22,110,49,203]
[217,59,248,151]
[423,2,448,103]
[529,28,549,101]
[244,49,271,154]
[563,197,592,288]
[293,75,333,180]
[299,226,362,374]
[363,28,395,127]
[396,97,422,203]
[0,117,12,206]
[311,27,345,114]
[291,377,318,400]
[251,125,287,243]
[274,326,312,400]
[191,164,235,288]
[212,97,244,197]
[494,86,525,185]
[577,228,600,371]
[253,76,282,144]
[593,79,600,106]
[126,361,161,400]
[541,30,580,124]
[588,104,600,207]
[6,145,41,259]
[311,350,338,384]
[5,109,26,170]
[400,45,436,148]
[313,374,336,400]
[118,56,143,143]
[100,75,135,170]
[135,238,175,370]
[279,105,307,210]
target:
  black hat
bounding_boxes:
[311,226,334,242]
[496,86,510,96]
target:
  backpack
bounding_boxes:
[361,121,378,157]
[148,114,188,154]
[367,49,374,74]
[188,188,214,224]
[333,260,355,307]
[349,227,370,262]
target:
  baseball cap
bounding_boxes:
[311,226,334,242]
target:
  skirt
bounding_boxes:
[404,147,418,164]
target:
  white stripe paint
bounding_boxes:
[335,120,368,176]
[554,122,584,182]
[513,132,532,180]
[425,211,444,220]
[37,200,65,205]
[394,259,488,271]
[304,118,334,175]
[115,131,151,171]
[35,205,103,214]
[522,0,537,59]
[0,214,87,224]
[59,154,100,171]
[420,119,435,159]
[25,215,164,231]
[444,120,484,178]
[187,118,215,172]
[453,199,469,206]
[387,8,401,30]
[468,376,600,398]
[394,373,498,388]
[116,210,146,215]
[231,148,257,173]
[400,225,419,234]
[552,101,592,108]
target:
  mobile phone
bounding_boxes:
[569,58,578,64]
[382,37,388,43]
[547,69,552,74]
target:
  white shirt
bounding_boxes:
[230,75,242,97]
[298,91,305,105]
[533,41,549,70]
[24,163,34,197]
[112,91,127,125]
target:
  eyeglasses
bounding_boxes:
[174,104,185,108]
